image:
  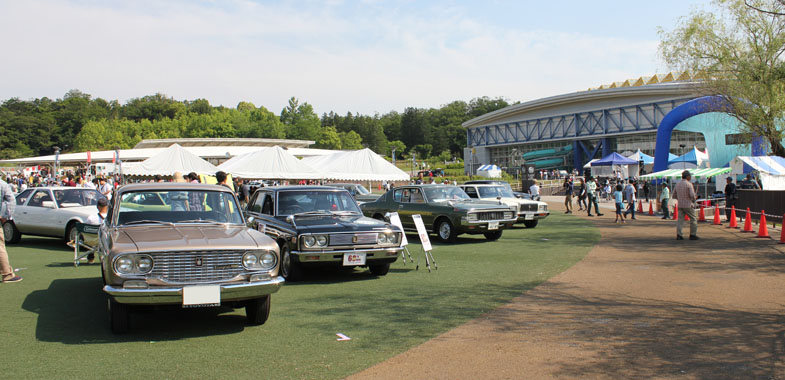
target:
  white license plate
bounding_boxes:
[487,221,499,230]
[182,285,221,307]
[343,253,366,266]
[525,214,534,220]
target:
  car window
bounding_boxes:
[261,193,274,215]
[15,189,33,205]
[423,186,470,202]
[248,192,262,213]
[463,187,479,198]
[409,189,425,203]
[277,190,361,215]
[478,186,515,198]
[27,190,53,207]
[117,190,243,225]
[53,189,105,207]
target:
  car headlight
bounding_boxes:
[137,256,153,273]
[303,235,316,248]
[378,233,388,244]
[260,252,276,269]
[243,252,259,268]
[539,204,547,211]
[115,257,134,274]
[504,211,514,219]
[315,234,328,247]
[467,213,478,221]
[387,232,399,244]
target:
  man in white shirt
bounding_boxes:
[529,181,540,201]
[98,178,112,200]
[622,180,637,220]
[84,198,109,264]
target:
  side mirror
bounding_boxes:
[246,216,255,224]
[42,201,56,209]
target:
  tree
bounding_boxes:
[387,140,407,158]
[412,144,432,158]
[659,0,785,156]
[280,97,321,141]
[339,130,363,150]
[315,126,342,149]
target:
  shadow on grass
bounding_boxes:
[22,277,249,344]
[485,282,785,379]
[12,236,71,252]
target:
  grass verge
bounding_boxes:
[0,212,598,379]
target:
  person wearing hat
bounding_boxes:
[84,197,109,264]
[672,170,698,240]
[724,176,737,222]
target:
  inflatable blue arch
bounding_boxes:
[653,95,766,172]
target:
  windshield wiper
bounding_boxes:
[122,220,174,226]
[292,211,332,217]
[177,219,226,225]
[330,210,360,216]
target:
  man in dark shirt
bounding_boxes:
[724,176,737,222]
[563,177,574,214]
[740,174,760,189]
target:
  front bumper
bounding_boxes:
[459,219,516,233]
[292,246,402,265]
[104,276,284,305]
[516,212,550,222]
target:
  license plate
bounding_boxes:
[525,214,534,220]
[343,253,366,266]
[183,285,221,308]
[487,221,499,230]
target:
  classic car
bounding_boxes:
[360,184,517,243]
[462,180,532,200]
[326,183,381,204]
[100,183,283,333]
[459,184,549,228]
[3,187,106,245]
[244,186,403,281]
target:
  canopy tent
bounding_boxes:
[123,144,219,176]
[729,156,785,190]
[583,159,599,169]
[301,148,410,181]
[476,164,502,178]
[590,153,639,178]
[668,147,709,169]
[640,167,731,180]
[217,146,324,180]
[591,152,639,166]
[626,149,654,165]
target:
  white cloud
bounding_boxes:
[0,0,662,115]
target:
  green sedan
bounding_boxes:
[359,184,517,242]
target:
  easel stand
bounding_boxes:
[416,247,437,272]
[401,246,415,266]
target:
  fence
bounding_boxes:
[736,190,785,223]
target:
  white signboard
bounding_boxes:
[412,214,433,251]
[387,212,408,247]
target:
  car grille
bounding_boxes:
[519,204,537,212]
[474,211,506,221]
[329,233,378,246]
[149,251,244,284]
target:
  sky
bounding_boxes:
[0,0,713,116]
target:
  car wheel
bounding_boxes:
[246,295,271,325]
[523,220,539,228]
[108,298,130,334]
[65,222,78,245]
[280,244,302,281]
[2,221,21,244]
[368,262,390,276]
[483,230,503,241]
[435,218,457,243]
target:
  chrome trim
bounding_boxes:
[292,246,404,255]
[104,276,285,305]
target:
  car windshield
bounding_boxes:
[277,190,361,215]
[478,186,515,198]
[117,190,243,225]
[53,189,105,207]
[423,186,470,202]
[353,185,371,195]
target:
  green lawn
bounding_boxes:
[1,213,598,380]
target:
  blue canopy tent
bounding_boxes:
[590,153,640,177]
[627,149,654,165]
[667,147,709,169]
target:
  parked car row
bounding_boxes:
[3,181,548,334]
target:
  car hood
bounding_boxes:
[285,214,395,233]
[433,200,513,211]
[478,197,541,207]
[110,225,270,254]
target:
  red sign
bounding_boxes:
[87,151,91,163]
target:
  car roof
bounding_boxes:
[260,185,349,192]
[28,186,98,191]
[460,184,506,187]
[117,182,233,193]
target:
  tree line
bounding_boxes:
[0,90,511,161]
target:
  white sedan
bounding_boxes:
[3,187,106,245]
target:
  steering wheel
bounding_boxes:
[287,205,305,214]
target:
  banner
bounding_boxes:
[87,151,91,164]
[387,212,408,246]
[412,214,432,251]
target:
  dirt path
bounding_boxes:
[348,197,785,380]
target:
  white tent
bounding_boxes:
[218,146,324,180]
[123,144,219,176]
[476,164,502,178]
[729,156,785,190]
[668,146,710,169]
[300,148,410,181]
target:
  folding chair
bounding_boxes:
[69,222,100,267]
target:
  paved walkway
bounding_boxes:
[349,197,785,379]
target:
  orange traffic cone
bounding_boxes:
[648,202,654,216]
[712,204,722,225]
[742,208,754,232]
[698,205,707,222]
[673,206,678,220]
[756,210,771,238]
[637,200,643,213]
[685,211,690,221]
[727,207,739,228]
[780,214,785,244]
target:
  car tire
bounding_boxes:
[435,218,457,243]
[246,295,271,325]
[280,244,302,282]
[3,221,21,244]
[483,230,503,241]
[523,220,539,228]
[65,221,78,245]
[108,298,130,334]
[368,262,391,276]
